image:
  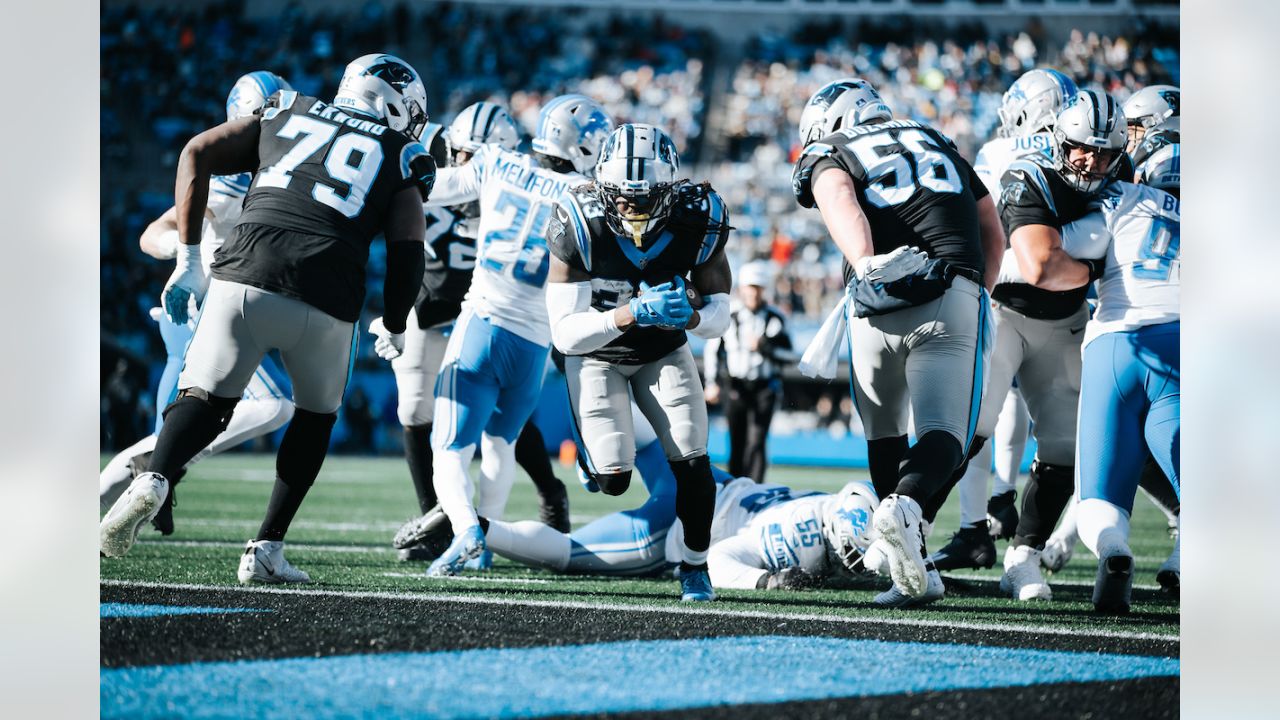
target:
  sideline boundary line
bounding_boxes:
[101,579,1179,644]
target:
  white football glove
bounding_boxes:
[854,246,930,284]
[369,317,406,361]
[160,243,207,325]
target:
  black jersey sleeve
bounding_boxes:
[999,160,1061,234]
[547,193,593,274]
[791,140,857,209]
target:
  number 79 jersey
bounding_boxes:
[425,145,586,346]
[1065,182,1180,348]
[221,91,436,322]
[792,119,989,284]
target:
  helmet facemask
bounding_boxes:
[1055,139,1125,194]
[599,180,677,247]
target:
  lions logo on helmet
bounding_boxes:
[996,68,1078,139]
[530,94,613,176]
[225,71,292,122]
[821,482,878,574]
[334,53,429,140]
[798,78,892,146]
[1122,85,1180,153]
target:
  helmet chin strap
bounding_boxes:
[623,215,650,247]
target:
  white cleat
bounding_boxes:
[874,567,945,609]
[862,538,891,577]
[1041,533,1076,573]
[100,472,168,558]
[237,540,312,584]
[1000,544,1052,601]
[872,494,929,598]
[1156,533,1180,596]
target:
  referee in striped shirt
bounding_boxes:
[704,261,798,483]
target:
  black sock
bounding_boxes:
[922,435,988,523]
[149,391,238,481]
[670,455,716,553]
[477,516,490,534]
[403,424,436,513]
[1013,461,1075,549]
[866,435,909,501]
[516,422,566,500]
[257,409,337,542]
[1137,457,1179,516]
[895,431,964,506]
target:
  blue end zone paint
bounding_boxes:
[101,635,1178,720]
[100,603,271,619]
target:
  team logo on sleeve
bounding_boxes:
[1002,179,1028,206]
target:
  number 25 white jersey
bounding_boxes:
[426,145,585,346]
[1065,182,1180,348]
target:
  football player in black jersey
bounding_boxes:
[377,106,572,563]
[792,78,1006,608]
[951,89,1128,602]
[100,54,436,585]
[544,124,732,602]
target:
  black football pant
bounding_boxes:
[725,378,777,483]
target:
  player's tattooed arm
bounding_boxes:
[811,168,874,270]
[174,116,261,248]
[975,194,1006,291]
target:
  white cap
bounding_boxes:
[738,261,773,289]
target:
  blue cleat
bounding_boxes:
[427,525,485,577]
[679,564,716,602]
[464,549,494,571]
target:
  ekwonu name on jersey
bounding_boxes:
[547,180,731,365]
[215,90,436,322]
[791,118,989,285]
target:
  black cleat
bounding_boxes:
[1093,553,1134,614]
[928,524,997,571]
[393,505,452,550]
[397,533,454,562]
[987,490,1019,541]
[538,487,571,534]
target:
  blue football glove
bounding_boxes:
[629,278,693,329]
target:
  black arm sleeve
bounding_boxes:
[383,241,426,334]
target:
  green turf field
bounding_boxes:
[100,453,1179,635]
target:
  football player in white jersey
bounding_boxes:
[927,69,1078,574]
[1059,153,1179,613]
[399,442,879,593]
[98,72,296,532]
[1122,85,1179,154]
[411,94,613,576]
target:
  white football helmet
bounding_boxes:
[1052,89,1128,194]
[757,501,830,574]
[1123,85,1180,152]
[798,78,892,146]
[1137,142,1180,193]
[446,101,521,159]
[595,124,681,243]
[530,94,613,176]
[225,71,292,122]
[333,53,428,139]
[996,68,1078,139]
[822,482,878,574]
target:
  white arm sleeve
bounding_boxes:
[708,532,770,590]
[546,281,626,355]
[424,162,482,207]
[689,293,730,340]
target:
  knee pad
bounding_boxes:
[277,408,338,489]
[593,469,634,497]
[663,421,705,461]
[169,387,239,428]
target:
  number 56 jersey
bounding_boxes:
[425,145,587,347]
[216,91,437,322]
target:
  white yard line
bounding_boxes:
[379,572,551,585]
[101,579,1179,644]
[942,572,1167,592]
[135,540,393,554]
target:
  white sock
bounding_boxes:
[190,396,294,466]
[1049,493,1080,545]
[475,433,517,522]
[1076,498,1131,559]
[681,547,709,567]
[958,442,993,528]
[992,390,1030,496]
[434,443,478,535]
[484,519,571,571]
[100,434,158,509]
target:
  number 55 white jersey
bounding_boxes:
[427,144,586,346]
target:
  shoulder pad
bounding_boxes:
[692,185,730,265]
[260,90,299,120]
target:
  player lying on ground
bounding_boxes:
[99,72,296,531]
